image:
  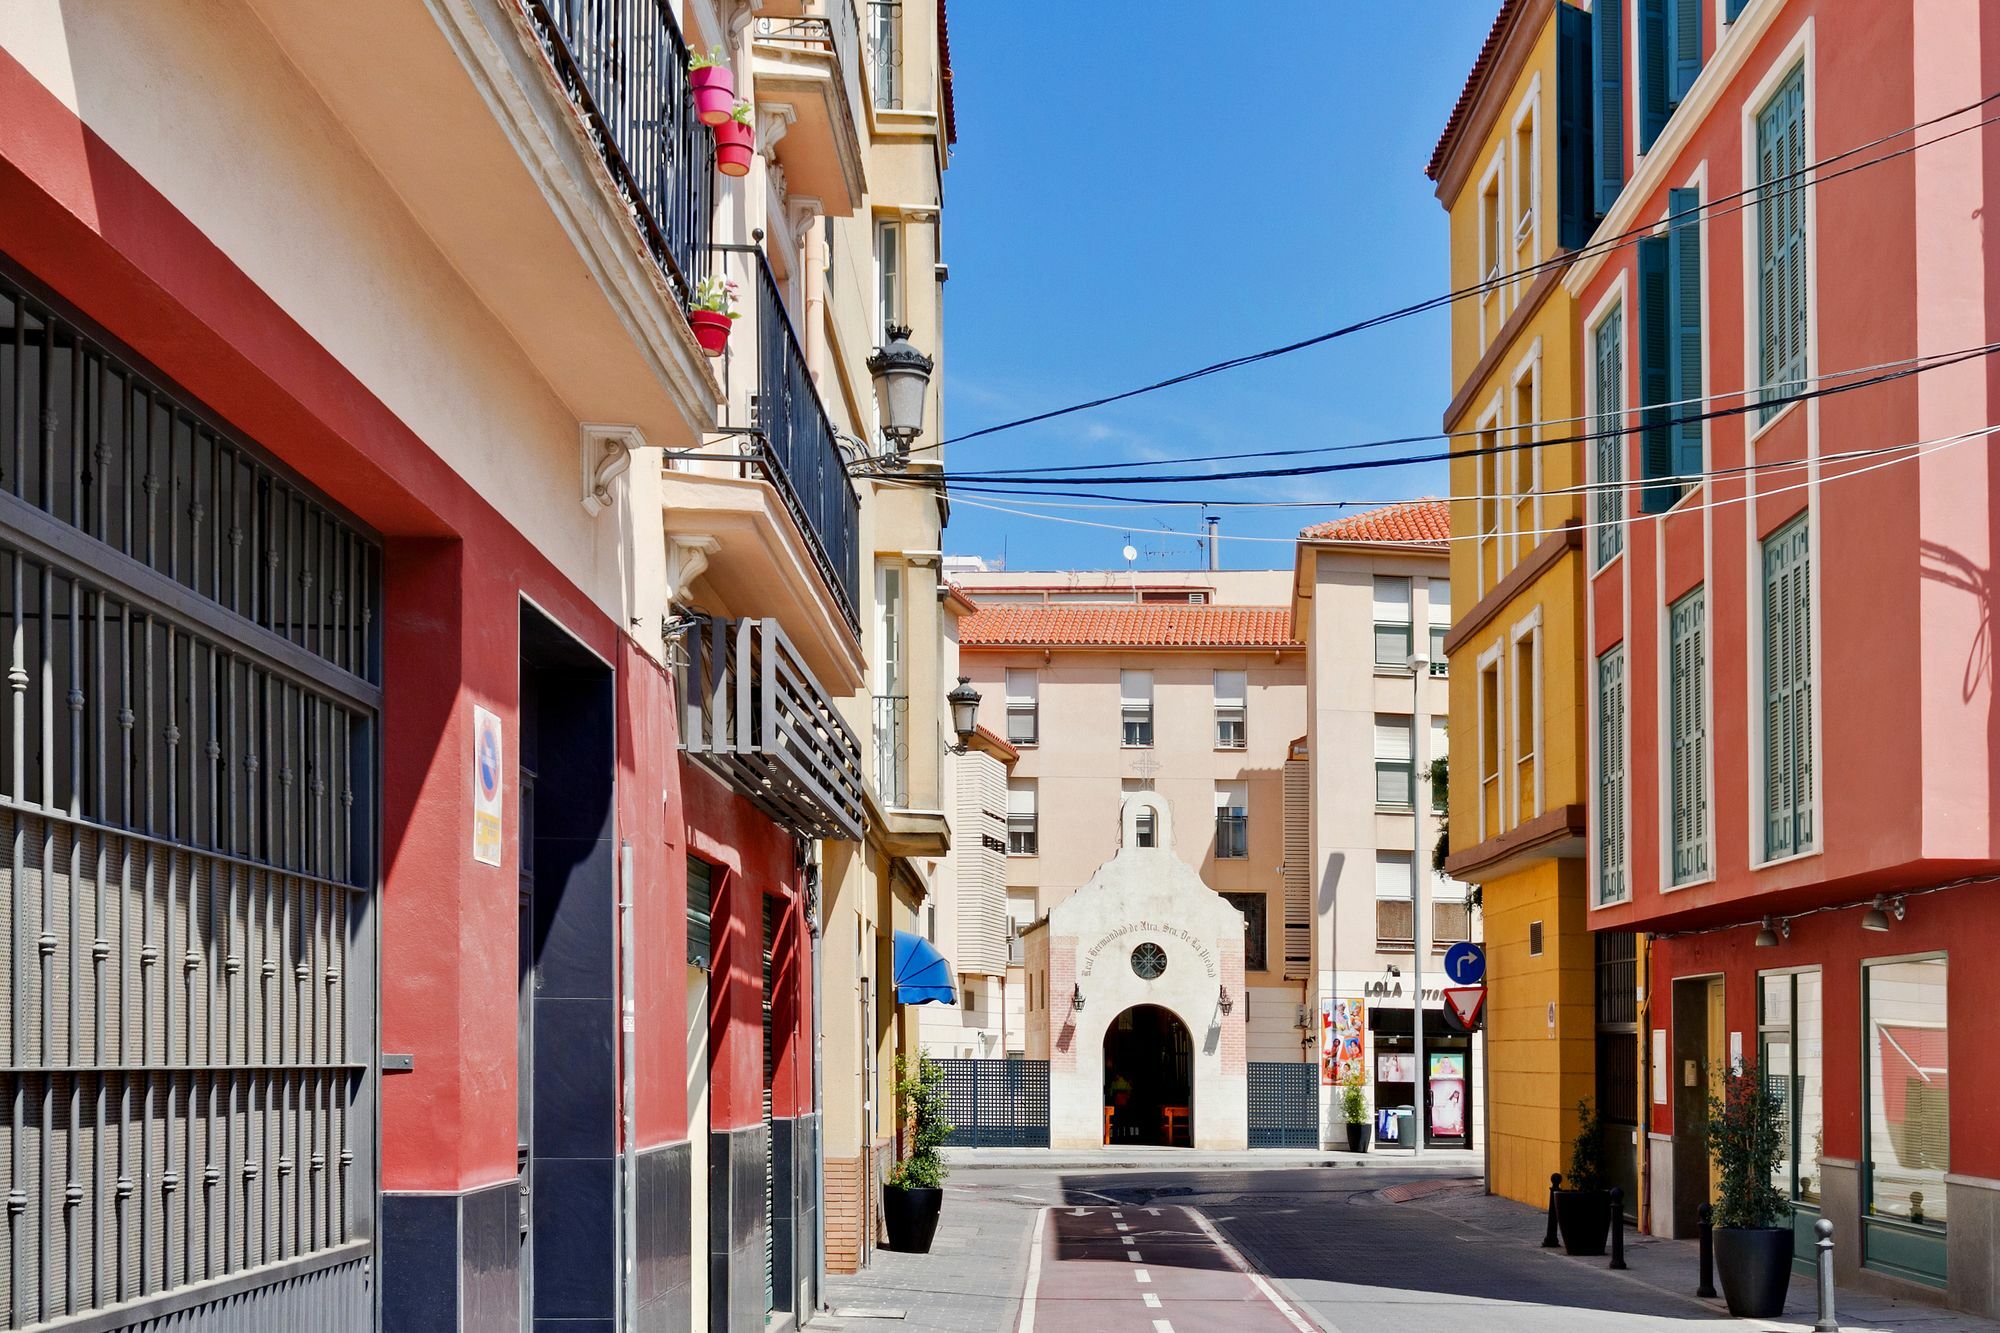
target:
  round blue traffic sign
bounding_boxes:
[1443,941,1485,986]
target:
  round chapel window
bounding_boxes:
[1131,942,1168,980]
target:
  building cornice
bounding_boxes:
[1443,262,1570,429]
[1431,0,1556,203]
[1446,803,1587,881]
[1440,522,1581,657]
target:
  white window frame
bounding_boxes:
[1004,667,1039,747]
[1120,669,1154,748]
[1509,606,1546,826]
[1372,575,1414,671]
[1662,585,1714,890]
[1509,74,1543,296]
[1592,643,1631,907]
[1006,779,1038,857]
[1476,641,1505,842]
[1508,337,1545,558]
[1476,393,1506,596]
[1740,21,1817,447]
[1476,149,1509,346]
[1374,714,1416,812]
[1213,669,1247,749]
[1584,275,1632,574]
[875,216,902,340]
[1749,510,1822,869]
[1426,577,1452,675]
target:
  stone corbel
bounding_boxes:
[786,195,823,246]
[758,104,796,156]
[580,423,647,517]
[666,534,723,606]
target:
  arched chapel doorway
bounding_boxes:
[1103,1004,1194,1145]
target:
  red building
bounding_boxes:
[1571,0,2000,1313]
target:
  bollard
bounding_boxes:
[1609,1187,1627,1270]
[1543,1172,1562,1248]
[1814,1217,1838,1332]
[1696,1202,1717,1299]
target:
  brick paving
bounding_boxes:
[805,1159,2000,1333]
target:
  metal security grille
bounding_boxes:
[1246,1062,1318,1148]
[0,267,378,1329]
[935,1059,1046,1149]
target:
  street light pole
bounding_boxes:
[1410,651,1429,1156]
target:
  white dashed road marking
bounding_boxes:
[1153,1320,1175,1333]
[1126,1249,1142,1262]
[1134,1269,1151,1283]
[1143,1293,1162,1309]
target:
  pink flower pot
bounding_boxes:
[688,309,733,356]
[690,65,735,126]
[714,119,754,177]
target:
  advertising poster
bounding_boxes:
[1320,998,1365,1086]
[472,705,504,867]
[1377,1053,1416,1083]
[1429,1052,1468,1138]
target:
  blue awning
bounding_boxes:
[892,930,957,1005]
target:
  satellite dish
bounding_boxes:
[1121,544,1137,563]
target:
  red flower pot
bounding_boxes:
[714,119,753,177]
[688,309,733,356]
[690,65,734,126]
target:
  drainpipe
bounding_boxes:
[807,847,827,1314]
[619,841,638,1331]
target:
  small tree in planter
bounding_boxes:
[1339,1061,1370,1153]
[883,1053,952,1253]
[688,47,735,126]
[1555,1097,1613,1256]
[714,101,755,177]
[1706,1067,1794,1318]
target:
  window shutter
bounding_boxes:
[1592,0,1627,214]
[1637,234,1676,512]
[1597,647,1626,903]
[1375,718,1413,762]
[1593,312,1626,565]
[1756,67,1808,417]
[1727,0,1748,19]
[1558,2,1597,247]
[1669,590,1708,883]
[1763,515,1812,858]
[1639,0,1670,153]
[687,857,714,968]
[1670,0,1703,103]
[1667,187,1705,485]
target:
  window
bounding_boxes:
[1375,715,1414,809]
[1005,668,1039,746]
[1214,782,1248,859]
[877,565,904,693]
[1668,588,1709,883]
[1760,970,1823,1207]
[1592,307,1626,567]
[1763,514,1814,859]
[874,218,901,340]
[1480,172,1504,283]
[1639,0,1703,154]
[1007,779,1038,856]
[1222,892,1267,972]
[1427,579,1451,673]
[1429,718,1449,815]
[1757,65,1808,418]
[1120,670,1153,747]
[1213,670,1247,748]
[1512,363,1538,560]
[1597,646,1627,904]
[1477,412,1504,590]
[1373,575,1413,668]
[1514,631,1540,822]
[874,565,907,805]
[1374,852,1415,949]
[1865,957,1949,1238]
[1433,872,1473,945]
[868,0,901,109]
[1121,779,1156,847]
[687,856,714,969]
[1513,102,1537,254]
[1479,662,1502,834]
[1479,163,1506,346]
[1638,187,1703,513]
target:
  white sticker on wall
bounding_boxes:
[1651,1030,1668,1104]
[472,705,504,867]
[1729,1030,1743,1072]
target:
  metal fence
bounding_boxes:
[936,1059,1047,1149]
[1247,1063,1319,1148]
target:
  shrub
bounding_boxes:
[1706,1067,1790,1229]
[1339,1060,1369,1125]
[1566,1097,1607,1192]
[886,1053,952,1191]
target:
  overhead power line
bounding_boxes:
[901,90,2000,458]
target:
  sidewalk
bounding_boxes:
[943,1144,1486,1172]
[814,1177,1040,1332]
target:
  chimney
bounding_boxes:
[1206,515,1221,570]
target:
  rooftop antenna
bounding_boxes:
[1122,537,1138,599]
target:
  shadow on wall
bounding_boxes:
[1317,851,1347,914]
[1919,540,1991,703]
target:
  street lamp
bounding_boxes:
[867,323,934,466]
[945,676,982,754]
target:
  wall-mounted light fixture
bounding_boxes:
[1862,895,1906,933]
[1753,916,1790,948]
[1219,984,1234,1014]
[1071,983,1085,1013]
[945,677,982,754]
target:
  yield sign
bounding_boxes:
[1443,986,1486,1031]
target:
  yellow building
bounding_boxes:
[1430,0,1637,1210]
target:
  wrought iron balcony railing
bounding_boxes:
[755,4,866,135]
[873,693,909,807]
[524,0,716,309]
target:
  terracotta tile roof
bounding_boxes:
[960,604,1300,649]
[1427,0,1528,182]
[971,725,1018,763]
[1299,499,1452,546]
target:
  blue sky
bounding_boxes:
[935,4,1500,572]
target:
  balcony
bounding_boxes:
[874,694,910,807]
[752,3,867,215]
[664,247,862,690]
[680,617,864,840]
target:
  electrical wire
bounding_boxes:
[900,91,2000,458]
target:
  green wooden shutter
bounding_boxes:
[1598,646,1626,903]
[1558,3,1597,248]
[1667,186,1704,485]
[1763,515,1812,858]
[1757,67,1808,419]
[1727,0,1748,19]
[1593,310,1626,566]
[1637,233,1675,512]
[1639,0,1670,152]
[1592,0,1627,214]
[687,855,714,967]
[1670,0,1703,102]
[1669,588,1708,883]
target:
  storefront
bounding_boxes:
[1368,1007,1475,1148]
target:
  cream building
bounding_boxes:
[1293,501,1483,1150]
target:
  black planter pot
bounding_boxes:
[1345,1122,1370,1153]
[1555,1189,1613,1257]
[1714,1226,1794,1319]
[882,1184,944,1254]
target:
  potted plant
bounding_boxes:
[1555,1097,1613,1256]
[687,274,739,356]
[688,48,735,126]
[1706,1067,1794,1318]
[1339,1061,1371,1153]
[883,1053,951,1252]
[714,102,754,177]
